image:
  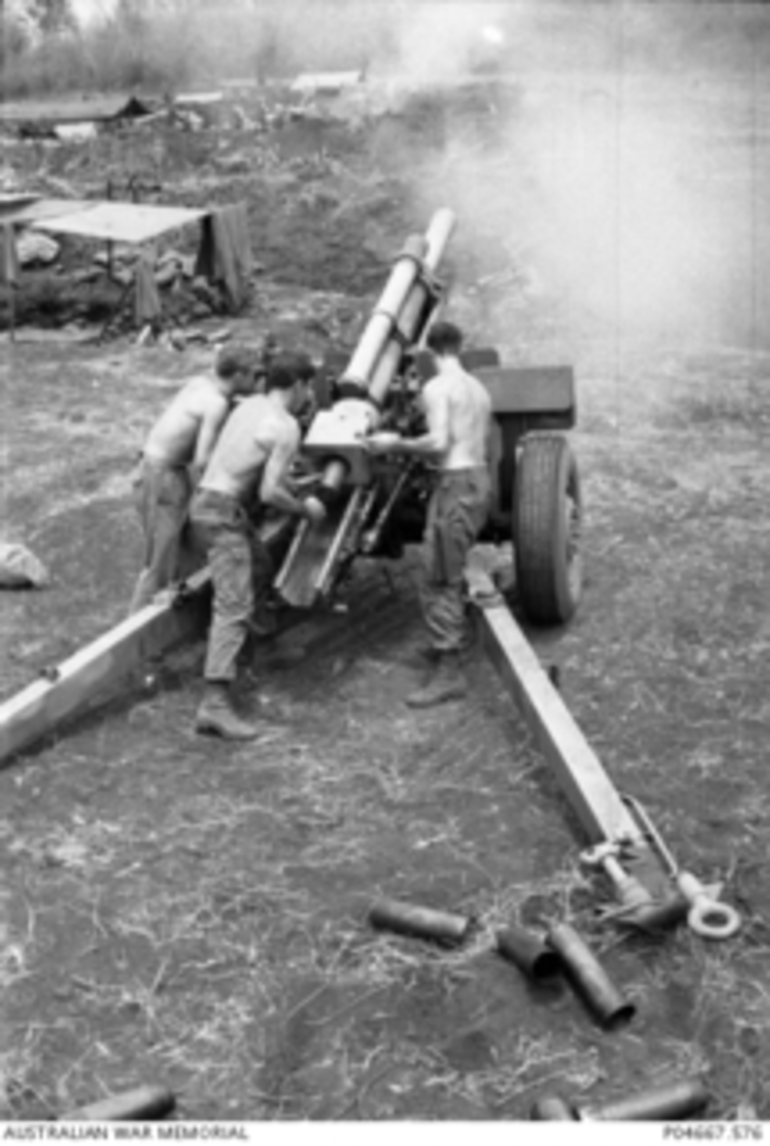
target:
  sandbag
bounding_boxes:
[16,230,60,268]
[0,542,50,588]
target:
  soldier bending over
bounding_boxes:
[367,320,492,708]
[190,356,326,740]
[128,344,258,614]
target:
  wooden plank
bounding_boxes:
[0,515,297,766]
[467,568,671,901]
[475,587,634,843]
[0,568,211,767]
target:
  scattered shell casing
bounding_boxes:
[546,921,636,1029]
[496,924,562,980]
[579,1078,710,1122]
[59,1084,176,1122]
[369,898,472,944]
[530,1095,579,1121]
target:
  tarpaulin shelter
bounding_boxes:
[0,195,252,336]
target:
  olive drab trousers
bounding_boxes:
[189,489,274,683]
[129,458,193,614]
[421,467,491,652]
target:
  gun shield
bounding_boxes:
[496,925,561,980]
[546,921,636,1029]
[369,898,472,944]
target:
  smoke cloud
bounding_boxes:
[226,0,767,367]
[75,1,768,366]
[364,1,770,364]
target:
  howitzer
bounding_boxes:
[275,206,582,627]
[0,209,741,941]
[0,209,580,759]
[274,208,455,609]
[278,212,739,937]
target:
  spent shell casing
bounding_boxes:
[496,925,561,980]
[530,1095,579,1120]
[546,921,636,1029]
[59,1084,177,1121]
[369,898,471,944]
[579,1078,710,1121]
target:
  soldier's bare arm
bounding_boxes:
[368,381,450,459]
[259,423,323,521]
[191,395,230,486]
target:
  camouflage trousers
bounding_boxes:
[189,489,274,683]
[129,457,193,614]
[421,467,491,653]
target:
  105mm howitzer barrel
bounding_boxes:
[340,233,428,396]
[274,209,456,608]
[342,207,455,402]
[309,207,456,498]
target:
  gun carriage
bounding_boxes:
[273,207,582,629]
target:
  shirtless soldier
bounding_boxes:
[190,355,326,740]
[367,320,492,708]
[128,344,258,614]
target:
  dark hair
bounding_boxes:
[216,343,257,380]
[292,352,316,383]
[265,354,301,392]
[426,321,463,357]
[264,352,316,391]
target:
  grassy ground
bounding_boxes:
[1,335,769,1121]
[1,60,770,1123]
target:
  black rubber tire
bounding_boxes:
[514,434,582,626]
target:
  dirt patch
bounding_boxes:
[2,334,770,1120]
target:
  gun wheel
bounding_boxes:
[514,434,582,625]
